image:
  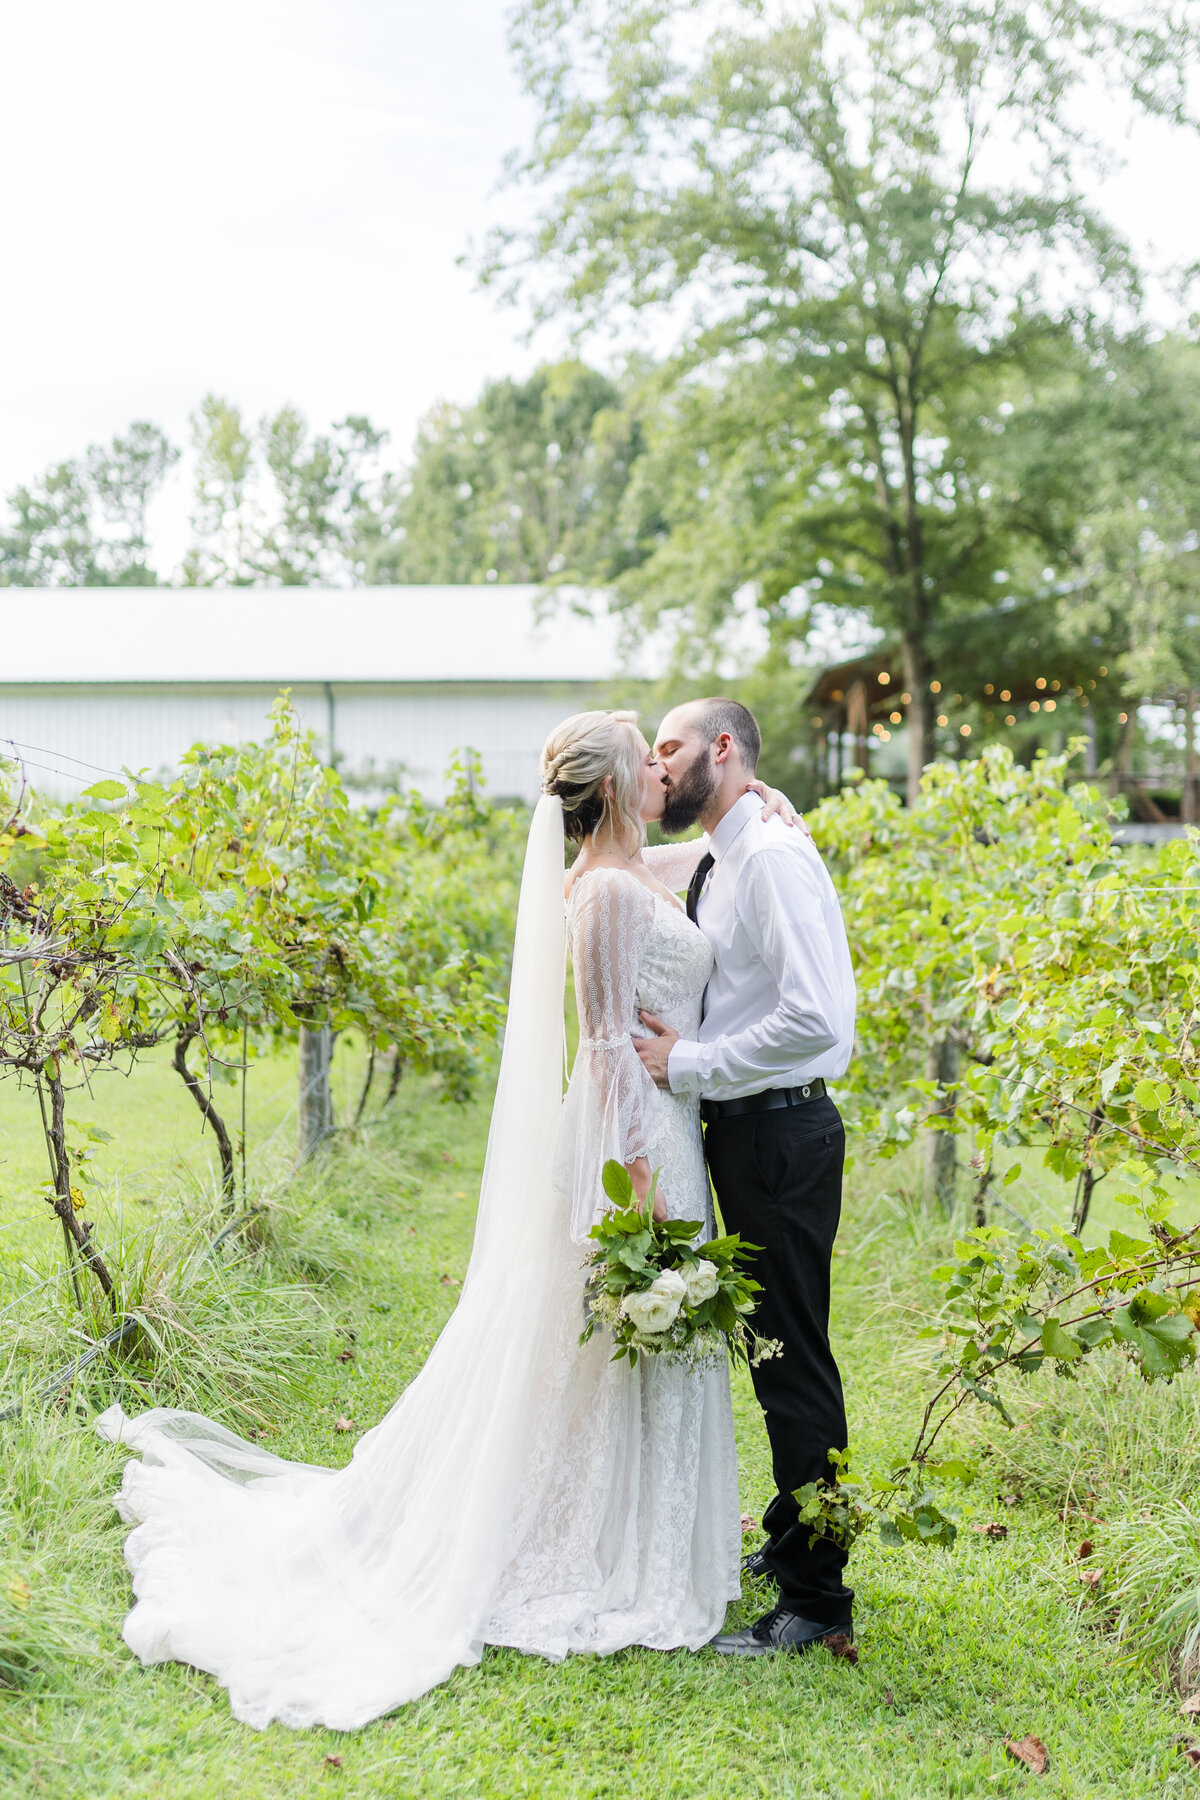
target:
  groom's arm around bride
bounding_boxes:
[635,698,858,1655]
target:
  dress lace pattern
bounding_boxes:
[487,868,739,1657]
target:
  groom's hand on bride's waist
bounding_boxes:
[636,1011,679,1089]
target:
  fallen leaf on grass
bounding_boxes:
[824,1633,858,1664]
[440,1274,461,1287]
[324,1753,343,1768]
[883,1689,897,1709]
[334,1417,356,1433]
[1178,1738,1200,1768]
[740,1513,759,1535]
[337,1348,355,1364]
[440,1152,455,1164]
[1078,1568,1103,1591]
[1181,1695,1200,1719]
[406,1227,417,1237]
[972,1522,1008,1539]
[999,1492,1023,1509]
[1076,1539,1094,1560]
[1004,1734,1048,1774]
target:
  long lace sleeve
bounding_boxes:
[642,836,710,895]
[555,869,662,1240]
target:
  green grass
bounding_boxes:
[1,1054,1198,1799]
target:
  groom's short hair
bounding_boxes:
[694,697,761,772]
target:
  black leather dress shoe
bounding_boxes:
[712,1607,853,1657]
[740,1547,778,1585]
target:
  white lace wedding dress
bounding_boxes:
[95,808,738,1730]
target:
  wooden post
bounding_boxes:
[1184,689,1198,825]
[299,1025,334,1161]
[924,1035,959,1214]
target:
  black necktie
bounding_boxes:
[686,851,715,923]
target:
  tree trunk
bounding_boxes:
[353,1045,376,1126]
[46,1071,116,1303]
[971,1159,994,1229]
[299,1025,334,1160]
[923,1035,959,1214]
[173,1026,236,1201]
[382,1048,405,1110]
[902,631,935,807]
[1070,1106,1106,1235]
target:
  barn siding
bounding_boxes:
[0,681,609,803]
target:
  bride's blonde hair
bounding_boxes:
[540,710,646,850]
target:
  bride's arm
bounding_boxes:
[570,871,667,1224]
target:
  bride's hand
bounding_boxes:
[745,778,811,837]
[629,1156,668,1223]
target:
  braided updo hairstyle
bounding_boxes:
[540,710,646,850]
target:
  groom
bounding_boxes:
[635,698,857,1655]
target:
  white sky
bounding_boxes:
[3,0,1200,579]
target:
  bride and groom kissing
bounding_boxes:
[96,696,858,1731]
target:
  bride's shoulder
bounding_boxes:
[566,863,655,914]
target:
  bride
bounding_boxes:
[96,710,799,1731]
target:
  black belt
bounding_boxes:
[700,1078,826,1124]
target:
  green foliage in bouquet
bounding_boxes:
[579,1159,778,1369]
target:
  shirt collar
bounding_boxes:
[708,789,759,863]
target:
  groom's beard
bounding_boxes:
[661,753,719,835]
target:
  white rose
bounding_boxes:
[683,1259,720,1306]
[622,1268,686,1334]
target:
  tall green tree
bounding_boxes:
[0,423,178,587]
[385,360,646,584]
[183,398,395,587]
[488,0,1198,798]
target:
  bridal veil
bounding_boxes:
[96,795,570,1729]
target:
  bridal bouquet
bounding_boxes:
[579,1161,781,1369]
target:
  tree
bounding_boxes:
[488,0,1199,799]
[0,423,178,587]
[386,360,646,584]
[183,397,395,587]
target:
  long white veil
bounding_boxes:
[97,795,570,1730]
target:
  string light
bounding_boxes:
[1005,714,1016,725]
[878,671,891,685]
[937,713,949,726]
[1030,700,1040,712]
[900,691,911,703]
[984,683,994,695]
[960,724,971,737]
[1044,699,1056,712]
[1036,677,1047,690]
[1118,711,1128,724]
[1000,689,1011,702]
[930,680,942,693]
[889,711,902,724]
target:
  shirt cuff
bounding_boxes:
[667,1038,704,1095]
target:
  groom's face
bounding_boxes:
[654,707,718,835]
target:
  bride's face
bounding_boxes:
[635,731,668,823]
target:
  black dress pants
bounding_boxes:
[704,1094,853,1628]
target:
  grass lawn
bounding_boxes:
[1,1047,1197,1799]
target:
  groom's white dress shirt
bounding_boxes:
[666,790,856,1102]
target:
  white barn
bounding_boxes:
[1,586,656,803]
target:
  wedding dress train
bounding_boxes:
[96,803,739,1729]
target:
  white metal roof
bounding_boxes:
[0,585,653,686]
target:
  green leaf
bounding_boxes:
[81,779,129,802]
[601,1160,635,1206]
[1040,1317,1083,1361]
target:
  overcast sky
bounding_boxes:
[3,0,1200,578]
